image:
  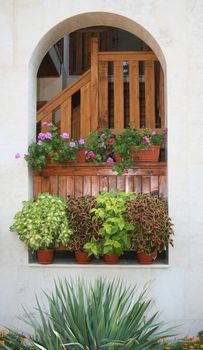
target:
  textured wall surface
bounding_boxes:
[0,0,203,335]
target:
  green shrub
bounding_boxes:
[4,278,173,350]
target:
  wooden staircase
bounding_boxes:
[37,37,165,137]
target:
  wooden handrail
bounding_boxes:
[37,69,91,121]
[98,51,158,62]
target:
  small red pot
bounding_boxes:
[137,252,154,264]
[76,149,86,163]
[36,249,54,264]
[103,253,119,264]
[132,146,160,162]
[75,251,91,264]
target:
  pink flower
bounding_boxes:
[162,136,167,142]
[42,121,48,126]
[37,140,43,145]
[89,152,96,159]
[164,127,168,132]
[79,138,85,145]
[15,153,21,159]
[47,122,53,126]
[38,132,45,140]
[142,136,150,143]
[123,169,128,174]
[151,131,157,136]
[69,141,76,148]
[106,157,114,164]
[44,132,52,139]
[100,133,106,139]
[60,133,70,139]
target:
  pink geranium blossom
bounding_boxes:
[106,157,114,164]
[38,132,45,140]
[151,131,157,136]
[37,140,43,145]
[69,142,76,148]
[15,153,21,159]
[44,132,52,139]
[60,133,70,139]
[142,136,150,143]
[79,138,85,145]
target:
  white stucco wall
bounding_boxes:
[0,0,203,336]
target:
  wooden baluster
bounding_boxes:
[114,61,124,130]
[90,37,99,131]
[41,112,52,132]
[144,61,155,129]
[98,61,108,128]
[60,97,72,136]
[129,61,140,129]
[81,82,91,137]
[159,65,165,128]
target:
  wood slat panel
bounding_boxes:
[91,176,100,196]
[99,176,108,192]
[117,176,125,191]
[159,66,165,128]
[114,61,124,129]
[109,176,117,192]
[33,176,42,198]
[142,176,151,193]
[159,175,167,198]
[41,177,50,193]
[80,82,91,137]
[58,176,67,199]
[150,175,159,195]
[90,37,99,131]
[134,176,142,192]
[67,176,74,196]
[83,176,92,195]
[49,176,58,195]
[125,176,134,192]
[98,61,108,128]
[129,61,140,129]
[74,176,83,197]
[76,31,83,74]
[60,97,72,135]
[145,61,155,128]
[98,51,158,62]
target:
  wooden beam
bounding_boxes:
[81,82,91,137]
[144,61,155,129]
[98,51,157,62]
[90,37,99,131]
[129,61,140,129]
[98,61,108,128]
[114,61,124,129]
[60,97,72,135]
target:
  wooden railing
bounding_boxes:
[34,162,167,199]
[37,37,165,138]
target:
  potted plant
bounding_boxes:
[91,191,135,264]
[125,193,174,264]
[10,193,73,264]
[130,128,167,162]
[24,123,76,171]
[74,138,87,163]
[67,196,100,263]
[86,127,115,163]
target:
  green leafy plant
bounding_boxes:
[125,193,174,258]
[3,278,174,350]
[91,191,135,257]
[67,196,100,253]
[10,193,73,250]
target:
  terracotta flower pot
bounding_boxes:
[114,152,122,163]
[132,146,161,162]
[137,252,154,264]
[76,149,86,163]
[36,249,54,264]
[75,251,91,264]
[103,253,119,264]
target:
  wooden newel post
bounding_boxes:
[90,37,99,131]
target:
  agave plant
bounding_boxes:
[4,278,173,350]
